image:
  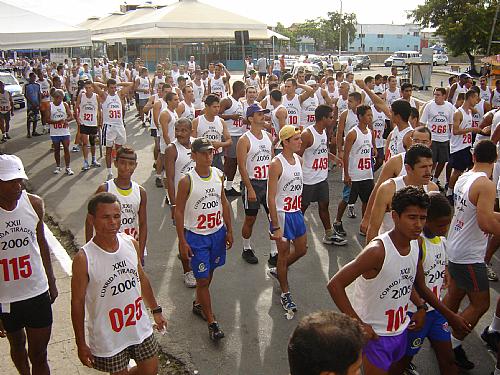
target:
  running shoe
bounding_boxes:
[184,271,196,288]
[403,361,420,375]
[155,177,163,188]
[347,205,357,218]
[192,301,206,320]
[268,254,278,267]
[481,326,500,352]
[323,233,348,246]
[487,264,498,282]
[106,173,113,181]
[71,145,80,152]
[65,167,74,175]
[53,166,62,174]
[267,267,278,280]
[225,188,241,197]
[91,160,101,168]
[333,221,347,237]
[280,292,297,312]
[27,133,31,138]
[32,131,42,137]
[0,136,6,143]
[242,249,258,264]
[81,162,90,171]
[453,345,474,369]
[5,133,11,139]
[208,322,224,341]
[164,195,170,205]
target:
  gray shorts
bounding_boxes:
[242,179,269,216]
[225,136,240,159]
[302,179,329,206]
[348,179,374,204]
[212,153,223,171]
[431,141,450,164]
[448,261,489,292]
[138,98,148,108]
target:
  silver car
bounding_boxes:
[0,72,25,108]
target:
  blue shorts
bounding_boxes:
[273,211,307,241]
[405,310,450,356]
[364,330,407,371]
[51,135,70,143]
[186,227,226,279]
[342,184,351,203]
[272,70,281,78]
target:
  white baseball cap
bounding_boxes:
[0,154,28,181]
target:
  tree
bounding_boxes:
[275,22,297,49]
[410,0,499,70]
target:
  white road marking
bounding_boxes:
[44,224,73,276]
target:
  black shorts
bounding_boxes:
[242,179,269,216]
[302,179,329,206]
[448,261,489,292]
[150,128,158,137]
[258,72,267,78]
[79,124,98,136]
[0,112,11,121]
[348,179,374,204]
[0,291,53,333]
[431,141,450,164]
[449,147,472,172]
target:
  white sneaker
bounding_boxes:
[184,271,196,288]
[53,166,62,174]
[106,173,113,181]
[65,167,74,175]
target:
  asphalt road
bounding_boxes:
[1,66,498,375]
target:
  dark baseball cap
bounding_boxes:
[191,137,214,153]
[246,103,270,119]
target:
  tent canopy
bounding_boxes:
[0,1,92,50]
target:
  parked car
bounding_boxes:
[391,51,421,68]
[0,72,25,109]
[284,56,299,72]
[339,55,360,70]
[433,53,449,66]
[291,63,321,77]
[384,55,395,67]
[327,56,346,72]
[354,55,371,70]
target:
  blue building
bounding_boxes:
[348,24,421,53]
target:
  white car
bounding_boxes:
[391,51,421,68]
[0,72,25,108]
[433,53,449,66]
[384,55,394,67]
[291,63,321,77]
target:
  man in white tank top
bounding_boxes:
[72,192,166,373]
[150,84,172,187]
[208,63,230,98]
[383,75,401,106]
[75,80,101,171]
[175,137,233,340]
[269,89,288,145]
[448,74,471,105]
[298,104,346,246]
[492,80,500,108]
[236,104,278,265]
[219,81,246,196]
[134,67,151,127]
[0,155,58,374]
[328,186,470,375]
[384,99,414,161]
[283,78,314,128]
[366,144,438,243]
[176,86,195,122]
[36,69,51,133]
[246,70,262,90]
[267,125,307,313]
[93,79,134,181]
[0,80,13,142]
[192,69,206,116]
[479,76,492,103]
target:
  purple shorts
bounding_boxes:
[363,330,407,371]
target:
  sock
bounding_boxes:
[270,241,278,256]
[447,187,453,196]
[155,173,161,179]
[281,292,289,297]
[348,204,354,209]
[243,238,251,250]
[325,228,334,237]
[489,314,500,333]
[450,335,462,349]
[225,180,233,190]
[92,156,96,162]
[83,158,88,165]
[495,367,500,375]
[107,167,112,175]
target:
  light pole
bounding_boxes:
[338,0,343,56]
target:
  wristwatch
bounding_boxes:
[151,305,162,314]
[416,303,429,312]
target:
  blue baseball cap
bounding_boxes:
[246,103,270,119]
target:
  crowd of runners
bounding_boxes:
[1,53,500,375]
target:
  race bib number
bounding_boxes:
[462,133,472,144]
[52,122,68,129]
[83,113,94,122]
[288,116,298,125]
[431,124,448,134]
[306,114,315,123]
[385,304,408,332]
[0,255,32,281]
[253,165,269,179]
[109,110,122,119]
[196,211,222,230]
[357,157,371,170]
[283,195,302,211]
[311,157,328,171]
[0,106,10,112]
[233,119,243,127]
[108,297,143,333]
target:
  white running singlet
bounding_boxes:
[421,100,455,142]
[283,94,301,127]
[173,139,195,193]
[348,126,373,181]
[371,105,386,148]
[49,102,69,136]
[450,107,473,153]
[102,94,123,126]
[79,93,98,127]
[192,81,205,110]
[300,95,318,128]
[302,126,328,185]
[272,153,303,212]
[244,130,272,180]
[106,180,141,241]
[196,115,224,153]
[210,77,226,98]
[223,96,245,137]
[179,100,195,122]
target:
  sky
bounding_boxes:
[3,0,426,27]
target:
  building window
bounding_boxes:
[407,45,410,48]
[413,32,419,37]
[414,45,419,51]
[359,33,365,38]
[386,47,390,51]
[369,47,373,52]
[397,34,403,39]
[377,34,384,38]
[377,47,384,51]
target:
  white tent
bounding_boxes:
[0,1,92,50]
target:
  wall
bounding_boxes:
[349,24,421,53]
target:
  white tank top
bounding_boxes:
[106,180,141,241]
[49,102,69,136]
[353,232,419,336]
[344,109,359,136]
[452,83,467,105]
[38,79,51,102]
[155,98,167,132]
[160,107,178,146]
[327,86,339,100]
[385,87,401,105]
[79,92,98,126]
[210,77,226,98]
[264,95,274,111]
[152,76,165,94]
[397,152,407,177]
[179,100,195,121]
[244,130,272,180]
[492,90,500,108]
[272,60,280,71]
[447,171,489,263]
[348,126,374,181]
[450,107,473,153]
[188,61,196,72]
[192,81,205,110]
[173,139,195,192]
[272,153,303,212]
[0,91,11,113]
[364,91,374,106]
[137,77,150,100]
[388,125,412,159]
[408,235,447,312]
[224,96,245,137]
[196,115,224,153]
[83,233,153,357]
[69,74,79,95]
[480,88,492,103]
[247,77,260,88]
[102,93,123,126]
[302,126,328,184]
[271,104,287,139]
[0,191,48,303]
[336,96,348,119]
[472,100,486,128]
[283,94,301,127]
[315,88,325,105]
[184,167,224,235]
[422,100,455,142]
[300,95,318,128]
[371,105,386,148]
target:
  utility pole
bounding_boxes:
[338,0,343,56]
[487,1,499,56]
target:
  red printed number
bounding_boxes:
[108,297,143,333]
[385,304,408,332]
[462,133,472,144]
[253,165,269,179]
[109,110,121,119]
[283,196,302,211]
[357,158,371,170]
[312,157,328,171]
[196,212,222,229]
[431,124,447,134]
[83,113,93,122]
[52,122,68,129]
[0,255,32,281]
[307,115,315,122]
[288,116,298,125]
